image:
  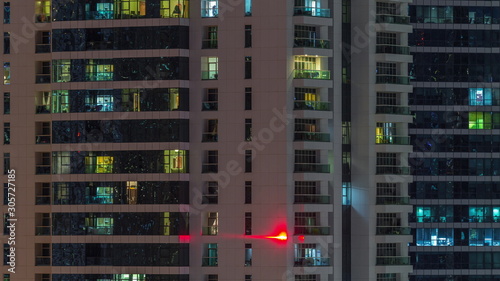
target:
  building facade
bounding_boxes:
[0,0,414,281]
[408,1,500,281]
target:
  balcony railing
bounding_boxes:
[36,195,51,205]
[294,132,330,142]
[376,75,410,85]
[293,7,331,17]
[202,71,218,80]
[202,257,218,266]
[294,194,330,204]
[35,44,51,53]
[294,163,330,173]
[375,14,410,25]
[202,39,218,49]
[201,8,219,18]
[376,256,411,266]
[294,38,330,49]
[36,74,51,84]
[294,226,330,235]
[35,257,51,266]
[375,135,410,145]
[35,13,51,23]
[202,226,218,236]
[376,166,410,175]
[294,257,330,266]
[35,226,51,235]
[202,163,218,173]
[376,196,410,205]
[376,44,410,55]
[36,105,51,114]
[376,105,411,115]
[36,165,51,174]
[202,195,218,204]
[202,133,218,142]
[376,226,411,235]
[294,100,330,111]
[36,135,51,144]
[294,69,331,80]
[202,101,218,111]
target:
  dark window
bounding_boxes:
[245,212,252,235]
[3,93,9,114]
[245,118,252,141]
[245,181,252,204]
[3,32,9,54]
[245,25,252,47]
[3,2,9,24]
[245,87,252,110]
[3,123,9,144]
[3,153,9,175]
[245,150,252,173]
[244,244,252,266]
[245,56,252,79]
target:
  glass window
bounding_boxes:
[52,60,71,83]
[3,32,9,54]
[416,228,454,246]
[245,0,251,16]
[85,61,114,81]
[3,93,9,115]
[469,112,492,129]
[51,90,69,113]
[3,2,9,24]
[202,243,218,266]
[201,57,218,80]
[35,0,51,22]
[470,88,493,105]
[160,0,190,18]
[201,0,218,18]
[3,62,10,85]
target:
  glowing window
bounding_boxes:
[95,187,113,204]
[53,60,71,82]
[86,62,114,81]
[201,57,218,80]
[415,228,453,246]
[119,0,146,17]
[51,90,69,113]
[85,216,114,235]
[3,62,10,85]
[163,150,187,173]
[35,0,51,22]
[469,112,492,129]
[160,0,189,18]
[470,88,492,106]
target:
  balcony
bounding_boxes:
[294,38,330,49]
[202,133,218,142]
[376,105,411,115]
[375,15,410,25]
[376,44,410,55]
[36,195,51,205]
[294,226,330,235]
[294,257,330,266]
[376,196,410,205]
[294,132,330,142]
[202,101,218,111]
[35,44,51,53]
[36,105,50,114]
[36,165,51,175]
[376,256,411,266]
[202,71,218,80]
[375,135,410,145]
[36,74,51,84]
[201,8,218,18]
[202,163,218,173]
[376,226,411,235]
[36,135,51,144]
[202,226,218,236]
[35,226,51,235]
[294,194,330,204]
[376,75,410,85]
[35,14,51,23]
[294,163,330,173]
[294,69,330,80]
[376,166,410,175]
[293,7,331,17]
[202,257,218,267]
[294,100,330,111]
[35,257,51,266]
[202,195,218,204]
[202,39,218,49]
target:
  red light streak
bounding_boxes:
[266,231,288,241]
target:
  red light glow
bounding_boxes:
[298,235,305,241]
[266,231,288,241]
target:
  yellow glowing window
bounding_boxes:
[170,88,180,110]
[164,150,187,173]
[86,64,114,81]
[161,0,190,18]
[35,0,51,22]
[96,156,114,173]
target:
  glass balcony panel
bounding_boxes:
[294,69,330,80]
[294,257,330,266]
[294,194,330,204]
[376,226,411,235]
[293,7,330,17]
[294,163,330,173]
[202,226,218,235]
[202,257,218,266]
[35,226,51,235]
[375,15,410,25]
[376,105,411,115]
[36,44,51,53]
[36,74,51,84]
[294,132,330,142]
[294,226,330,235]
[202,133,218,142]
[375,75,410,85]
[36,135,51,144]
[202,163,218,173]
[375,136,410,145]
[202,101,218,111]
[376,196,410,205]
[294,100,330,111]
[202,71,218,80]
[376,45,410,55]
[376,256,411,266]
[202,39,218,49]
[294,38,330,49]
[375,166,410,175]
[202,195,218,204]
[36,195,51,205]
